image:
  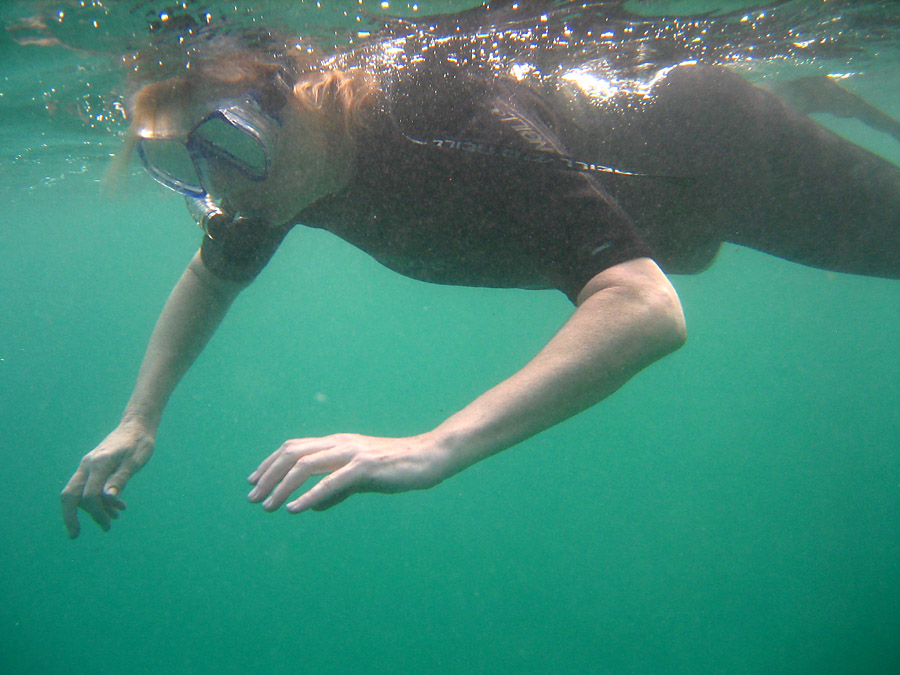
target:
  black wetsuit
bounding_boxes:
[199,60,900,302]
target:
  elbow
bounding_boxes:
[610,276,686,363]
[578,258,687,359]
[644,281,687,357]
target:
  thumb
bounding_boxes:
[103,464,137,509]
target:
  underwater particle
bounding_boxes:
[314,392,329,404]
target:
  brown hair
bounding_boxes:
[293,67,376,134]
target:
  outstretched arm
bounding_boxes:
[61,251,247,538]
[248,257,686,513]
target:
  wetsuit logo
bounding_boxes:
[428,137,656,178]
[430,137,556,165]
[492,101,561,154]
[412,94,678,180]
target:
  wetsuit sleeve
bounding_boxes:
[526,170,653,302]
[199,220,294,283]
[481,84,654,301]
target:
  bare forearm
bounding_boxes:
[431,259,686,472]
[122,251,246,431]
[245,260,686,516]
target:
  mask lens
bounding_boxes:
[138,138,203,194]
[191,115,268,178]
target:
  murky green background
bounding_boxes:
[1,2,899,673]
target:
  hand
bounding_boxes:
[247,433,452,514]
[61,422,155,538]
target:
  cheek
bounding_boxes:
[203,148,314,224]
[200,161,245,201]
[255,161,314,219]
[227,169,309,224]
[203,163,272,213]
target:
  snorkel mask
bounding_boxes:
[136,92,283,236]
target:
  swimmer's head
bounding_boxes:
[112,32,376,226]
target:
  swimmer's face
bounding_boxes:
[201,99,354,226]
[134,78,354,226]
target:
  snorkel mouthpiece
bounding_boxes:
[185,193,241,239]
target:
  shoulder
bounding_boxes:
[657,62,741,85]
[652,63,757,105]
[199,219,294,283]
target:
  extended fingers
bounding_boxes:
[247,445,284,484]
[249,434,359,485]
[248,438,342,504]
[286,463,363,514]
[260,449,352,511]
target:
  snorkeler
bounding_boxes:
[60,13,900,538]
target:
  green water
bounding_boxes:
[2,2,900,673]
